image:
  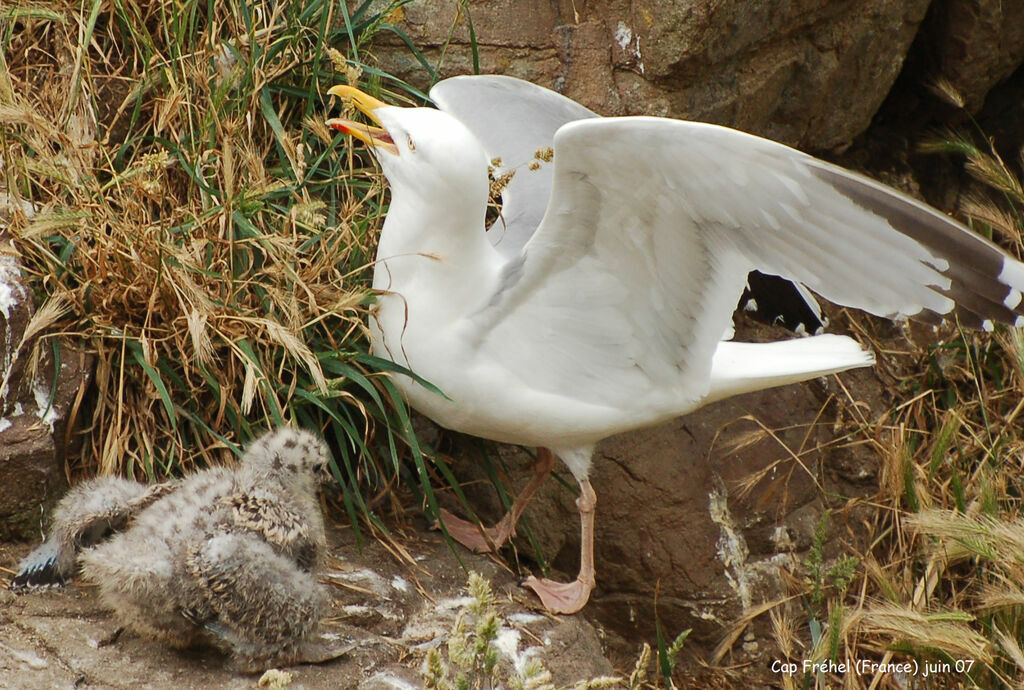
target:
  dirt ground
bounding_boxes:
[0,519,619,689]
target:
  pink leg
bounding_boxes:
[522,476,596,614]
[438,448,556,553]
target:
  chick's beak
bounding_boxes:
[326,85,399,155]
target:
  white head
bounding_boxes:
[326,86,490,208]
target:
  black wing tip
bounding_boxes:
[921,257,1024,332]
[10,559,66,592]
[813,163,1024,331]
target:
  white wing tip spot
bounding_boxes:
[1004,289,1023,310]
[999,258,1024,291]
[982,319,994,332]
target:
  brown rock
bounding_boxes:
[924,0,1024,112]
[0,244,93,541]
[369,0,931,150]
[0,417,58,541]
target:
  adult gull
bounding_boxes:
[326,75,1024,614]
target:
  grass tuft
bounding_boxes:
[752,107,1024,687]
[0,0,447,532]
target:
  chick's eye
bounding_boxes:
[406,134,415,151]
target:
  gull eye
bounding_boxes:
[406,134,415,151]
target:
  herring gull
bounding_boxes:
[326,75,1024,614]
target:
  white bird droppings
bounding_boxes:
[614,21,644,74]
[360,672,419,690]
[709,488,753,610]
[614,22,632,51]
[0,255,25,321]
[33,382,60,430]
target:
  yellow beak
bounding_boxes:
[326,85,399,155]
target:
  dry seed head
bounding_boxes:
[573,678,622,689]
[978,581,1024,611]
[628,642,650,688]
[858,602,992,663]
[965,147,1023,198]
[929,77,966,109]
[186,309,214,366]
[995,627,1024,675]
[960,192,1020,243]
[489,169,515,201]
[908,509,1024,565]
[770,605,796,659]
[257,669,293,689]
[305,116,335,145]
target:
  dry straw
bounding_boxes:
[0,0,428,510]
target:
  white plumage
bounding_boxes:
[326,75,1024,613]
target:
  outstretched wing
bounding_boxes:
[432,75,827,336]
[11,478,176,590]
[470,117,1024,412]
[430,75,597,257]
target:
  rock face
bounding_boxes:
[0,232,92,541]
[924,0,1024,111]
[361,2,1024,660]
[372,0,1024,151]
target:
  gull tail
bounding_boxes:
[705,334,874,404]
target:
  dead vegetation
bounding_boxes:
[745,126,1024,688]
[0,0,424,504]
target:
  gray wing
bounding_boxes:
[468,117,1024,413]
[429,75,598,257]
[12,478,176,590]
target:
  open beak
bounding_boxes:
[326,85,400,156]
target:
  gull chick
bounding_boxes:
[78,427,337,671]
[12,427,342,671]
